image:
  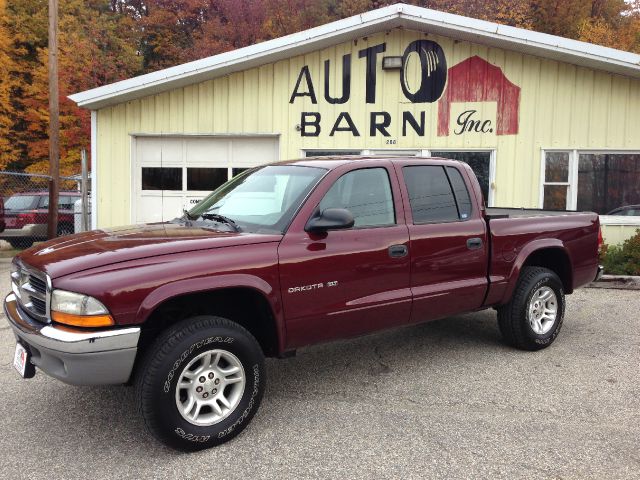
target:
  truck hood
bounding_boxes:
[17,223,283,279]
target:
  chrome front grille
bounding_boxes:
[28,274,47,295]
[11,262,51,323]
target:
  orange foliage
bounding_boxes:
[0,0,638,176]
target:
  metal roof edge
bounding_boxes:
[69,2,640,110]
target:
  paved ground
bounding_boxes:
[0,260,638,479]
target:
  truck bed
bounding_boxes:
[485,207,591,219]
[483,207,600,305]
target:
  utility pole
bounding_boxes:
[47,0,59,239]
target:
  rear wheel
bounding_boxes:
[497,267,565,350]
[135,315,265,451]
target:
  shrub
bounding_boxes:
[601,229,640,275]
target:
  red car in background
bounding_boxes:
[0,197,5,233]
[0,191,79,249]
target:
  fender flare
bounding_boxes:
[500,238,573,305]
[135,274,284,352]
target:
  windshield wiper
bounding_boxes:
[199,213,240,232]
[182,209,196,221]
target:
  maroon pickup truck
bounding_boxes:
[5,157,602,451]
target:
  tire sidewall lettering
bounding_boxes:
[174,427,210,443]
[217,364,260,439]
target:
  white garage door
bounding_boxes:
[133,136,279,224]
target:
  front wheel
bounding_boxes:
[135,316,265,451]
[497,267,565,351]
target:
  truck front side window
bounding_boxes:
[319,168,395,228]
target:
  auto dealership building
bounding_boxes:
[70,3,640,243]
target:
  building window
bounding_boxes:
[141,167,182,190]
[541,152,571,210]
[541,151,640,218]
[577,153,640,215]
[232,168,249,177]
[186,167,228,191]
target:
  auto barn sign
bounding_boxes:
[289,40,520,138]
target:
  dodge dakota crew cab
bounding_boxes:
[5,157,602,451]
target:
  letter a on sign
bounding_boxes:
[290,66,318,104]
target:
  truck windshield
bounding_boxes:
[187,165,326,234]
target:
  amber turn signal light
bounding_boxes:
[51,311,115,328]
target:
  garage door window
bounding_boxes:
[187,168,228,191]
[142,167,182,190]
[232,168,249,177]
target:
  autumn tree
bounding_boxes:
[3,0,141,175]
[0,0,21,169]
[0,0,638,177]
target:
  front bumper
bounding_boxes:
[4,293,140,385]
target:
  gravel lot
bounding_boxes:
[0,260,638,479]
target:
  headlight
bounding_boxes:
[51,289,114,328]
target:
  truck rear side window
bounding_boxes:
[403,166,467,223]
[446,167,473,219]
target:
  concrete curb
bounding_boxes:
[587,274,640,290]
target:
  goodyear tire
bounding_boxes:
[497,267,565,351]
[135,315,265,451]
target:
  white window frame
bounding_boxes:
[540,149,640,226]
[301,148,497,207]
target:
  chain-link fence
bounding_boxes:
[0,171,91,250]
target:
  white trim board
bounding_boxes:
[90,110,97,229]
[69,3,640,110]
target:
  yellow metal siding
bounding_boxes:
[602,225,639,246]
[96,28,640,236]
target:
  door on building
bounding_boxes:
[133,136,279,224]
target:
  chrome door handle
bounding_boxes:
[466,237,483,250]
[388,244,408,258]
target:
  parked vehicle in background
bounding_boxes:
[4,157,602,451]
[607,205,640,216]
[0,192,79,249]
[0,197,5,233]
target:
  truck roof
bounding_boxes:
[277,156,465,169]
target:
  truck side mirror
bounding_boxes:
[305,208,355,233]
